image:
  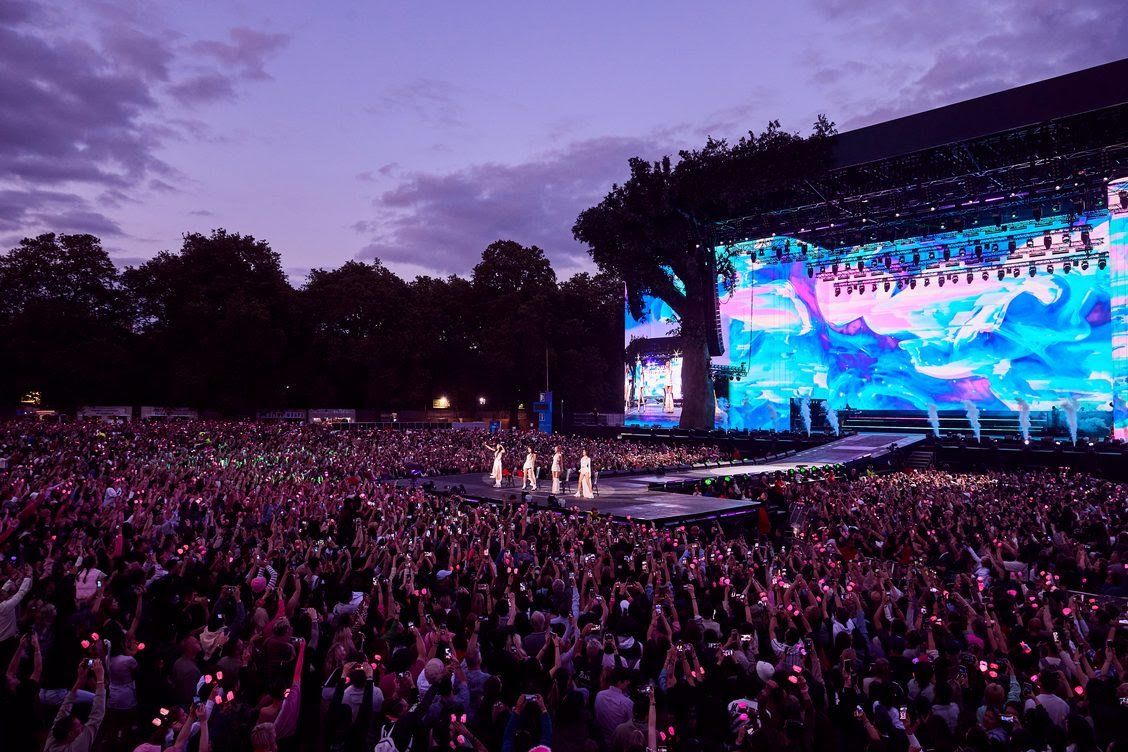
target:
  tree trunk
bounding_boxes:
[678,307,716,430]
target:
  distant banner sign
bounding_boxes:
[78,405,132,420]
[140,406,198,419]
[308,408,356,423]
[257,409,307,420]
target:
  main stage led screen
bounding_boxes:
[625,201,1127,436]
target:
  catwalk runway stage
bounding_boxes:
[406,432,925,525]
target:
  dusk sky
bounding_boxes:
[2,0,1125,282]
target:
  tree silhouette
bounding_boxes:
[574,119,836,428]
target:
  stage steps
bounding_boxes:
[905,448,934,470]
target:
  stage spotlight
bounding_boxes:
[909,279,916,289]
[1025,238,1034,248]
[1119,190,1127,210]
[1029,265,1037,277]
[1081,230,1091,248]
[1043,233,1052,249]
[857,260,865,271]
[1012,267,1020,277]
[1062,233,1071,245]
[928,250,935,260]
[923,278,930,287]
[997,268,1005,281]
[981,271,989,281]
[1063,262,1071,273]
[831,263,838,274]
[819,265,826,274]
[943,248,951,261]
[1098,257,1107,270]
[884,255,891,268]
[1007,238,1016,252]
[991,243,999,253]
[871,282,878,292]
[834,286,841,297]
[912,252,920,264]
[807,266,814,278]
[938,276,945,287]
[1047,264,1054,274]
[883,281,890,292]
[974,244,983,260]
[966,272,974,283]
[1081,260,1089,271]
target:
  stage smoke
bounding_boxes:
[799,395,811,436]
[962,400,981,442]
[927,405,940,438]
[1062,397,1080,445]
[826,406,840,436]
[1016,398,1031,442]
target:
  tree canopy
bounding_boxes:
[573,118,836,428]
[1,231,622,418]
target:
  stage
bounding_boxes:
[408,432,925,524]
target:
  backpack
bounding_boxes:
[374,721,410,752]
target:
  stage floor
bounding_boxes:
[410,432,924,524]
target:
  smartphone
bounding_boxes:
[854,705,865,719]
[898,707,907,722]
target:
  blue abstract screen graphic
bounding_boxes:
[626,200,1125,436]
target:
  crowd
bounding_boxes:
[0,419,1125,752]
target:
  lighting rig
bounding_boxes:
[713,103,1128,263]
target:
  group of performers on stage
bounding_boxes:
[483,442,594,498]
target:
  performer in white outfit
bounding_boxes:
[575,449,594,499]
[663,384,675,414]
[522,447,538,490]
[550,446,563,494]
[485,442,505,487]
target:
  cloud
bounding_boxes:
[0,2,285,245]
[188,27,289,82]
[0,188,122,237]
[356,135,668,277]
[168,72,237,104]
[807,0,1128,129]
[371,78,466,128]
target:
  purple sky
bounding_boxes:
[2,0,1125,281]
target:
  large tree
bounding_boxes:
[573,119,836,428]
[123,229,296,413]
[0,233,132,406]
[554,271,624,415]
[296,259,411,407]
[470,240,558,417]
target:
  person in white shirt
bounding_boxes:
[576,450,594,499]
[522,447,538,491]
[0,565,32,644]
[550,446,563,494]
